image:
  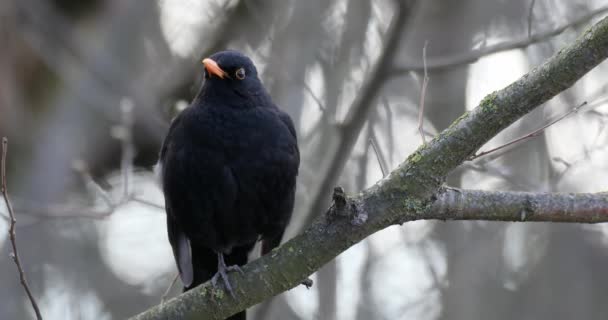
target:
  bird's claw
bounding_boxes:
[212,253,243,299]
[226,264,244,275]
[211,268,237,298]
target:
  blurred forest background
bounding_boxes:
[2,0,608,319]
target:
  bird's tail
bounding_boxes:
[185,244,216,291]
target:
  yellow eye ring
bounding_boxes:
[235,68,246,80]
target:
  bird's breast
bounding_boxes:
[196,107,293,156]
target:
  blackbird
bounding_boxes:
[157,50,299,320]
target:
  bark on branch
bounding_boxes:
[432,188,608,223]
[129,14,608,320]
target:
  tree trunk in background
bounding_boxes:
[507,3,608,317]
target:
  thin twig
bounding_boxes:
[369,137,388,177]
[131,196,165,210]
[469,101,606,167]
[302,81,326,112]
[380,97,396,162]
[418,41,430,144]
[119,99,135,201]
[527,0,537,38]
[552,156,571,168]
[586,93,608,110]
[469,101,587,161]
[2,137,43,320]
[14,205,114,220]
[161,273,180,304]
[13,191,167,221]
[72,160,114,209]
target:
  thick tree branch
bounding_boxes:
[129,14,608,320]
[432,188,608,223]
[131,187,608,320]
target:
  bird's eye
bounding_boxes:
[235,68,246,80]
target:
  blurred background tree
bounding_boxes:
[1,0,608,319]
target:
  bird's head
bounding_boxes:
[200,50,267,108]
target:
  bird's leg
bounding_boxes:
[210,252,244,298]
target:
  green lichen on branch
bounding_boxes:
[403,196,433,216]
[479,91,499,113]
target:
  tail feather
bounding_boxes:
[184,244,216,291]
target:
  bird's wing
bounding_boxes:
[277,110,298,142]
[158,111,185,162]
[160,108,239,253]
[278,110,300,173]
[166,211,193,287]
[156,110,184,185]
[259,109,300,255]
[158,111,195,286]
[276,109,300,177]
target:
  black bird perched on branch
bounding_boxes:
[157,50,299,320]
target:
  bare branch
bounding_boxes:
[2,138,43,320]
[13,191,165,222]
[369,137,388,177]
[527,0,537,38]
[161,273,180,304]
[469,101,587,160]
[392,5,608,73]
[131,196,165,210]
[302,81,326,112]
[13,204,113,221]
[119,99,135,201]
[129,184,608,320]
[551,142,608,184]
[431,188,608,223]
[72,159,114,210]
[418,41,430,144]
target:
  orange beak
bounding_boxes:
[202,58,227,79]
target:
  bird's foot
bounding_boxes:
[211,253,243,298]
[226,264,245,275]
[211,269,235,298]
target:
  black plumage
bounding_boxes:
[157,51,299,320]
